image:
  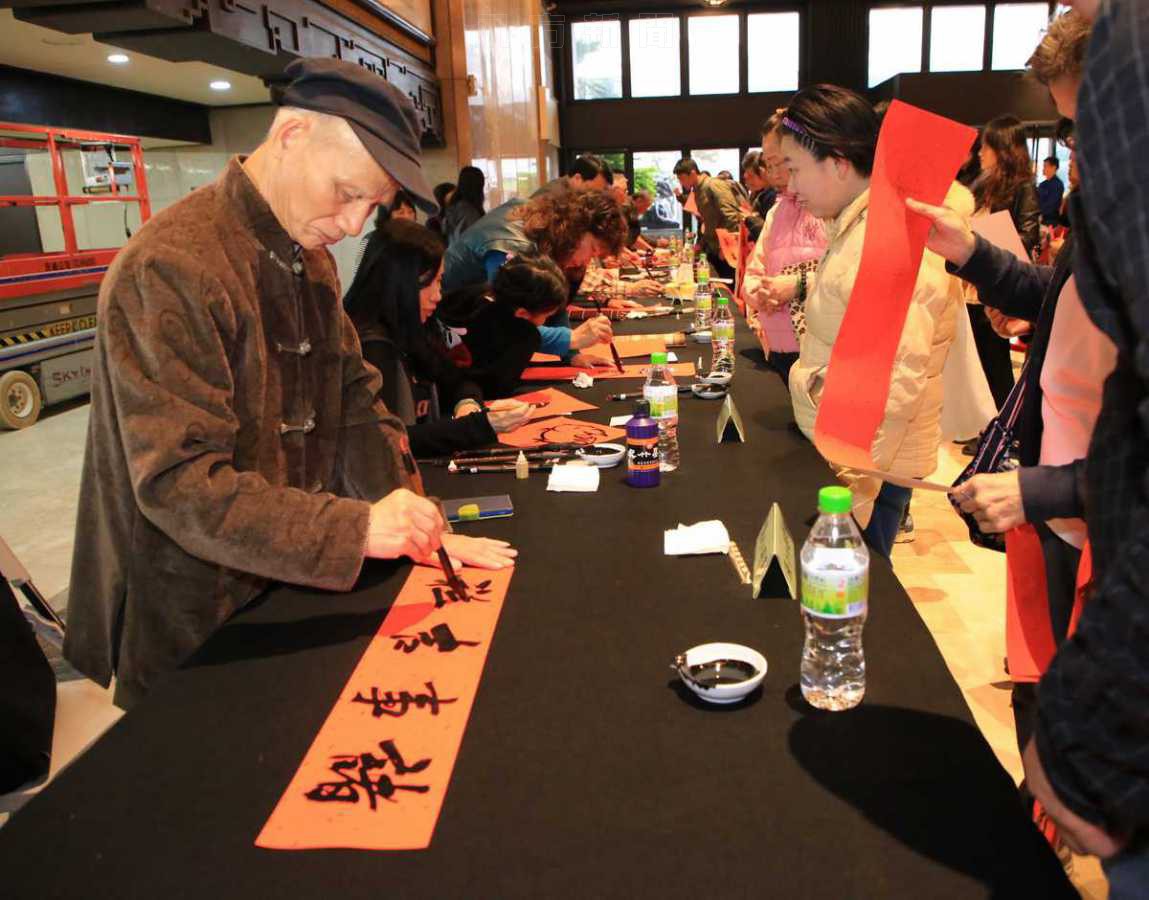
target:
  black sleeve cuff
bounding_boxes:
[1019,462,1085,523]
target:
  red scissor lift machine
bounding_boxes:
[0,122,150,428]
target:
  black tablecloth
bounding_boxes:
[0,312,1073,898]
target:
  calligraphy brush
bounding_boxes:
[456,442,580,458]
[448,461,556,473]
[591,290,625,373]
[437,545,470,601]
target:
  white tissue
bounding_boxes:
[546,463,601,493]
[572,372,595,389]
[664,520,731,556]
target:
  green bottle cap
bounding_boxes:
[650,351,668,365]
[716,296,729,306]
[818,486,852,515]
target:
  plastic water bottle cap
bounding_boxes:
[650,351,668,365]
[716,297,729,306]
[458,504,481,521]
[818,486,852,515]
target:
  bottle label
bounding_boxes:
[627,434,660,474]
[643,384,678,419]
[697,295,712,311]
[713,320,734,342]
[801,559,868,619]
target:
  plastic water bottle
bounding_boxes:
[695,256,712,330]
[625,399,660,488]
[711,295,735,374]
[800,486,869,711]
[643,352,680,472]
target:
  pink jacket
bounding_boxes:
[742,193,827,352]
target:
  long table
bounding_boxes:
[0,307,1073,898]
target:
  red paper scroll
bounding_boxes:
[499,388,597,420]
[813,100,976,470]
[497,416,626,448]
[256,566,513,851]
[520,362,696,382]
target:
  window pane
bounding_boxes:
[688,15,739,96]
[929,5,986,72]
[633,151,683,231]
[690,148,741,181]
[630,17,681,98]
[748,12,800,93]
[868,7,923,88]
[572,19,622,100]
[992,3,1050,70]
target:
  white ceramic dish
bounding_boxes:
[674,642,767,704]
[698,370,733,386]
[576,442,626,468]
[691,382,728,400]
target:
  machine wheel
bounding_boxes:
[0,370,43,429]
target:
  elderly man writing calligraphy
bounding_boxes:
[64,59,515,709]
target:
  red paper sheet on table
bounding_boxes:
[813,100,976,471]
[520,362,695,381]
[530,352,562,363]
[256,566,514,850]
[503,387,596,420]
[497,416,626,448]
[580,335,673,362]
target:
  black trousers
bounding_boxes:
[968,305,1016,411]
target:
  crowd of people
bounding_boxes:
[58,0,1144,892]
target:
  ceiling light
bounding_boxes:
[107,53,130,64]
[209,80,232,91]
[702,0,728,6]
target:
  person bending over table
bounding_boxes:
[780,84,959,559]
[441,186,628,368]
[344,219,533,457]
[440,251,571,399]
[63,59,515,710]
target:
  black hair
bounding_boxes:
[448,165,486,213]
[780,84,880,176]
[673,157,700,176]
[492,250,568,316]
[570,154,612,185]
[374,189,418,227]
[1043,156,1059,168]
[344,220,444,365]
[433,181,455,212]
[973,115,1033,213]
[741,149,765,175]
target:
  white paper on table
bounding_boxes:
[546,463,601,493]
[666,351,679,362]
[664,520,731,556]
[609,415,633,427]
[971,210,1029,263]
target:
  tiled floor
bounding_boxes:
[0,398,1106,896]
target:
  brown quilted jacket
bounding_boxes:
[63,158,420,707]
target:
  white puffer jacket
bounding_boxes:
[789,184,972,525]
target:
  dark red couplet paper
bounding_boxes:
[813,100,976,470]
[256,566,513,850]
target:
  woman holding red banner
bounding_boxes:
[780,85,961,558]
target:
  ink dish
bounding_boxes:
[672,642,767,704]
[576,443,626,467]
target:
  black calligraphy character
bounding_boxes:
[391,622,480,654]
[431,577,493,608]
[305,739,431,810]
[351,682,459,718]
